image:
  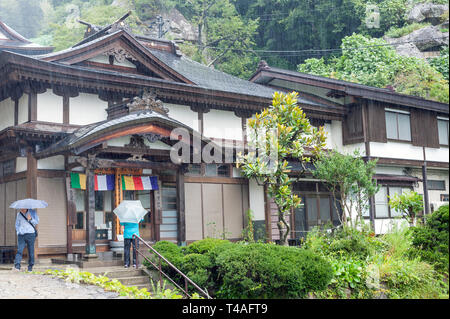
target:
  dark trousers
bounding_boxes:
[14,233,36,271]
[124,238,138,266]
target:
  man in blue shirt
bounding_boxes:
[14,209,39,272]
[120,222,140,268]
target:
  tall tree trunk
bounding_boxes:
[277,207,290,246]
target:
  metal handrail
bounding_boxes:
[132,234,211,299]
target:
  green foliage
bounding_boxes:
[388,190,424,226]
[215,243,332,298]
[145,238,332,298]
[313,150,379,226]
[0,0,44,38]
[237,91,326,245]
[410,204,449,273]
[306,224,449,299]
[298,33,449,103]
[429,47,449,81]
[385,22,431,38]
[183,237,231,255]
[34,268,185,299]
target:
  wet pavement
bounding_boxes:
[0,265,127,299]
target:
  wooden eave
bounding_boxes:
[0,54,348,120]
[0,50,272,111]
[250,67,449,115]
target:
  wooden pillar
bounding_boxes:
[65,174,76,254]
[114,168,124,239]
[84,164,97,256]
[26,150,38,257]
[422,147,430,215]
[362,101,375,230]
[26,150,37,198]
[176,168,186,244]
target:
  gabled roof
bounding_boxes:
[0,21,53,55]
[32,29,283,100]
[250,61,449,114]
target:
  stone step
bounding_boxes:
[116,275,150,286]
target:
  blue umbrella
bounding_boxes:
[10,198,48,209]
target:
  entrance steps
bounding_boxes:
[85,266,152,290]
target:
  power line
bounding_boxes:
[192,36,449,57]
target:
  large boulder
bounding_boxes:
[408,3,449,25]
[385,24,448,57]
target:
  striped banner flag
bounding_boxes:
[70,173,115,190]
[94,175,115,191]
[122,176,159,190]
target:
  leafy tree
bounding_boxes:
[173,0,259,79]
[298,33,449,103]
[237,91,327,245]
[38,2,140,51]
[389,190,424,226]
[236,0,362,69]
[0,0,44,38]
[429,46,449,81]
[313,150,379,227]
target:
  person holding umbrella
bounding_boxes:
[10,198,47,272]
[113,200,148,269]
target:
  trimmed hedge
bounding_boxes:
[146,239,332,299]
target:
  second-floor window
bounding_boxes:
[385,108,411,141]
[437,117,449,146]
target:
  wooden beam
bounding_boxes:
[26,151,37,198]
[84,164,97,256]
[176,169,186,244]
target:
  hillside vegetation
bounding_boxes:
[0,0,448,102]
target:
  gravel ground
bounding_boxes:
[0,269,127,299]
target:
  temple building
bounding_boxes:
[0,17,448,259]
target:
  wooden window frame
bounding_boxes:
[373,185,414,219]
[384,107,413,143]
[437,118,449,147]
[385,108,412,142]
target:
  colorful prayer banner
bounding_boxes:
[94,174,115,191]
[71,172,86,190]
[70,173,115,190]
[121,176,159,190]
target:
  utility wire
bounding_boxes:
[192,36,449,57]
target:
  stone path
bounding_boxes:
[0,269,127,299]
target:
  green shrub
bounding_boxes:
[145,240,184,271]
[306,225,382,261]
[385,22,430,38]
[410,204,449,273]
[214,243,332,298]
[183,238,231,255]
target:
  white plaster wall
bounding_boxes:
[37,90,63,123]
[204,109,242,140]
[249,178,265,221]
[37,155,65,170]
[18,94,28,124]
[425,147,449,163]
[89,54,137,68]
[375,165,405,175]
[0,98,14,131]
[0,30,8,40]
[70,93,108,125]
[370,141,424,161]
[323,120,365,155]
[15,157,27,173]
[165,103,199,131]
[107,135,172,150]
